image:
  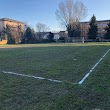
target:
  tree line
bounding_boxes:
[2,23,54,44]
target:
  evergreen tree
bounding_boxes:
[88,15,98,40]
[18,25,24,43]
[67,22,81,38]
[24,27,33,43]
[105,21,110,39]
[47,32,54,42]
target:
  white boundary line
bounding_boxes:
[2,71,77,84]
[78,48,110,85]
[2,71,63,83]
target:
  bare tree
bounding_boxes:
[36,23,50,41]
[56,0,87,37]
[36,23,49,33]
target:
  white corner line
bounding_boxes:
[2,71,64,83]
[2,71,78,84]
[78,49,110,85]
[2,71,71,83]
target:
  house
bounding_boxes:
[35,32,50,41]
[53,33,60,41]
[0,18,25,44]
[53,31,68,42]
[59,31,68,38]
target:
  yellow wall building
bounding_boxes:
[0,18,25,44]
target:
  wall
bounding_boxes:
[0,40,7,44]
[3,20,25,43]
[4,20,25,32]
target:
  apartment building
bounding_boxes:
[0,18,25,44]
[80,20,110,39]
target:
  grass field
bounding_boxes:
[0,43,110,110]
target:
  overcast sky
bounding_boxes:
[1,0,110,31]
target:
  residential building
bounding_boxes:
[53,33,60,41]
[0,18,25,44]
[35,32,50,41]
[80,20,110,39]
[53,31,68,41]
[35,31,68,42]
[59,31,68,38]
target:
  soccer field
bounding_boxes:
[0,43,110,110]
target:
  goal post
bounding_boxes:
[65,37,85,43]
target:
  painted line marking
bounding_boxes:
[2,71,77,84]
[2,71,64,83]
[78,49,110,85]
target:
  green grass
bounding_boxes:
[0,43,110,110]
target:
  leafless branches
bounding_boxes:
[36,23,50,32]
[56,0,87,28]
